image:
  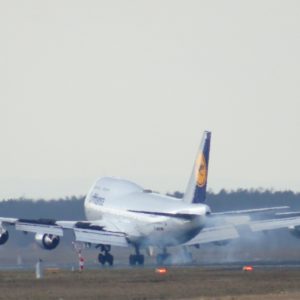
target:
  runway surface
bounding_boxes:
[1,266,300,300]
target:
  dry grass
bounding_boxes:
[1,267,300,300]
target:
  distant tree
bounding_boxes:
[1,189,300,219]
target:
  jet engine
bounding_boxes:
[35,233,60,250]
[0,229,9,245]
[289,225,300,238]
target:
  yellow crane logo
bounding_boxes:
[195,153,207,187]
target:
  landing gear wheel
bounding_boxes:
[98,253,114,266]
[129,254,144,266]
[138,255,144,265]
[98,253,106,265]
[129,255,135,266]
[156,253,171,265]
[97,244,114,267]
[106,253,114,266]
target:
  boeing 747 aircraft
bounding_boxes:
[1,131,300,266]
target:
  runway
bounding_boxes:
[3,258,300,271]
[1,266,300,300]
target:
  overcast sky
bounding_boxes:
[0,1,299,199]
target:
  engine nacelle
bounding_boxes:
[35,233,60,250]
[289,225,300,238]
[0,230,9,245]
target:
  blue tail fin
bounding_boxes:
[183,131,211,204]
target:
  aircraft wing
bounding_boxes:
[184,215,300,246]
[206,206,293,229]
[249,216,300,232]
[0,217,129,247]
[211,206,289,216]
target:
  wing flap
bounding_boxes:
[0,217,129,247]
[15,223,63,236]
[74,228,128,247]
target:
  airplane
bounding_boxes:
[1,131,300,266]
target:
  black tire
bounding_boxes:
[156,254,164,265]
[129,254,135,266]
[164,253,171,264]
[156,253,170,265]
[98,253,106,265]
[106,253,114,266]
[137,255,144,265]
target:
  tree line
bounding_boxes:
[0,189,300,220]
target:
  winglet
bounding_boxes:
[183,131,211,204]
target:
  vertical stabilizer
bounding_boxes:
[183,131,211,204]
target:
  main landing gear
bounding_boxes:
[156,248,171,265]
[156,247,193,265]
[129,246,144,266]
[182,247,193,264]
[97,245,114,266]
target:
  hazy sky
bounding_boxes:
[0,1,299,199]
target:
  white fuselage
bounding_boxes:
[84,177,209,248]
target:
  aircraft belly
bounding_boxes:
[130,226,203,247]
[130,217,205,247]
[85,203,206,248]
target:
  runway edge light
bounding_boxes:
[243,265,254,272]
[155,267,168,274]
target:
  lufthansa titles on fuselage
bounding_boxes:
[89,193,105,206]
